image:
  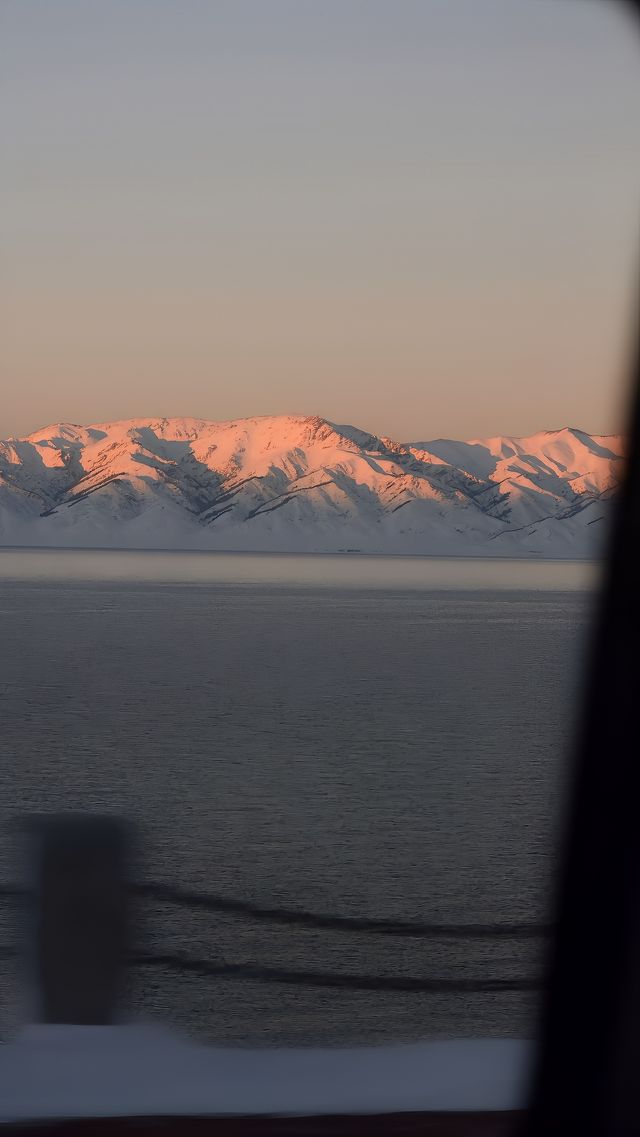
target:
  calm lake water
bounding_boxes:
[0,550,598,1044]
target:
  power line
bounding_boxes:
[0,877,545,992]
[1,880,550,939]
[131,953,543,993]
[133,882,550,939]
[0,938,543,992]
[0,943,541,992]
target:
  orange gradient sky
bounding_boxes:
[2,0,640,441]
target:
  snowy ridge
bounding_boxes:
[0,415,623,556]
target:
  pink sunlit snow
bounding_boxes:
[0,415,622,556]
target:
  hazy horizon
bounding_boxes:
[3,0,640,441]
[2,408,625,445]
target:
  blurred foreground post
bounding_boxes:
[28,814,129,1025]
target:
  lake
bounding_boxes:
[0,550,598,1044]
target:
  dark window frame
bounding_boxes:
[526,7,640,1132]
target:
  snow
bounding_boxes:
[0,415,622,557]
[0,1024,531,1121]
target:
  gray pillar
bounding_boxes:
[27,814,129,1025]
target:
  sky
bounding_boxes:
[2,0,640,442]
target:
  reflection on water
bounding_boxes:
[0,547,598,591]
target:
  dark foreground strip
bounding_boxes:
[0,1112,524,1137]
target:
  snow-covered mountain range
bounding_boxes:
[0,415,623,556]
